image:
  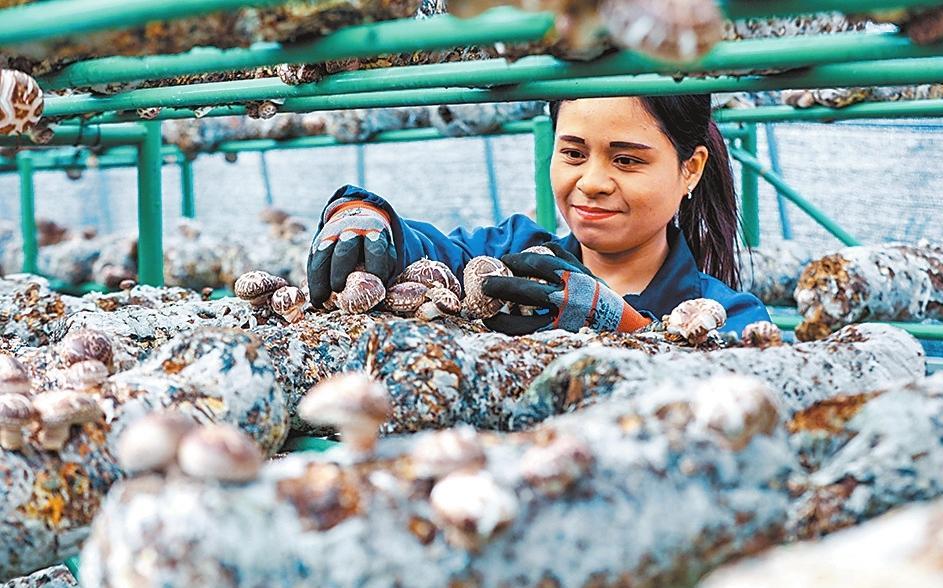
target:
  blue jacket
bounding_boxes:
[321,185,770,334]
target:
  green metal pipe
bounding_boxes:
[715,99,943,124]
[180,158,196,219]
[214,121,535,152]
[532,116,556,233]
[136,121,164,286]
[720,0,943,19]
[0,124,146,147]
[16,152,39,275]
[0,0,292,47]
[41,8,556,91]
[739,124,761,248]
[54,56,943,121]
[41,28,943,93]
[729,147,860,246]
[767,310,943,341]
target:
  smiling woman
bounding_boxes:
[305,94,769,337]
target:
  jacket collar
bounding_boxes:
[556,224,702,318]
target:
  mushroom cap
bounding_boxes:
[32,390,102,426]
[0,393,36,426]
[0,69,44,135]
[463,256,512,319]
[410,426,486,479]
[64,360,110,389]
[383,281,428,314]
[521,245,555,256]
[259,207,290,225]
[117,412,198,473]
[0,354,30,395]
[177,423,263,483]
[299,372,391,428]
[397,258,462,298]
[742,320,784,348]
[271,285,307,315]
[666,298,727,343]
[424,286,461,315]
[430,470,518,538]
[336,271,386,314]
[60,329,114,369]
[234,270,288,304]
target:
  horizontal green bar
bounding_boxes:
[720,0,943,19]
[55,56,943,121]
[0,0,292,47]
[47,279,110,295]
[716,99,943,123]
[0,123,146,147]
[215,120,535,152]
[729,146,860,246]
[42,8,556,91]
[281,436,340,453]
[768,308,943,341]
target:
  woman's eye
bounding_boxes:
[614,156,642,166]
[561,149,585,160]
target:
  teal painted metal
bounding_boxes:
[720,0,943,19]
[136,121,164,286]
[16,152,39,275]
[52,57,943,121]
[764,123,793,239]
[259,152,275,206]
[355,144,366,188]
[532,116,556,233]
[214,121,535,152]
[716,99,943,123]
[180,158,196,218]
[768,309,943,341]
[41,8,556,91]
[63,556,80,582]
[482,136,503,225]
[0,0,291,46]
[0,124,146,147]
[739,124,761,248]
[730,147,861,246]
[281,436,340,452]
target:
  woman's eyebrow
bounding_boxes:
[558,135,585,144]
[610,141,652,150]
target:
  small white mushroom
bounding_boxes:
[430,470,518,552]
[63,360,109,391]
[177,423,263,483]
[520,434,594,497]
[298,372,391,454]
[271,286,308,323]
[32,391,103,451]
[234,270,289,307]
[0,394,36,451]
[742,320,784,349]
[117,412,198,474]
[410,426,486,479]
[0,353,30,395]
[664,298,727,345]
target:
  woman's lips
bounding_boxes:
[572,205,618,221]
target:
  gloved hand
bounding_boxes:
[481,242,652,335]
[306,198,397,307]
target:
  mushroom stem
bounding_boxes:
[38,425,71,451]
[0,426,23,451]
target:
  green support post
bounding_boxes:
[136,121,163,286]
[730,147,860,246]
[180,158,196,219]
[16,152,39,275]
[739,124,761,248]
[532,116,556,233]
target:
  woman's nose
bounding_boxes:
[575,158,616,198]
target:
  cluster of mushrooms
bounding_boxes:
[0,329,114,452]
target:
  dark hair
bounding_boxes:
[549,96,741,289]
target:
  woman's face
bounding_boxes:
[550,97,707,255]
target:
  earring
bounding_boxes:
[686,186,694,200]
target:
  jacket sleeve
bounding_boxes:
[319,185,555,278]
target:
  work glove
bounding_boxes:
[481,242,652,336]
[306,198,396,307]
